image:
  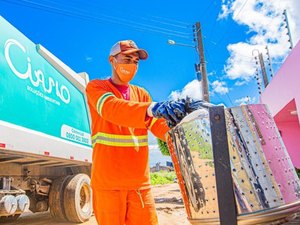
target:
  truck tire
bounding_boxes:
[63,174,92,223]
[49,175,71,221]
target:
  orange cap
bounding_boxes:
[109,40,148,60]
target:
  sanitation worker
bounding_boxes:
[86,40,207,225]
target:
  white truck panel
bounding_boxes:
[0,120,91,162]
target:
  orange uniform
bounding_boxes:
[86,79,169,224]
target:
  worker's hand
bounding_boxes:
[147,97,213,128]
[185,97,214,113]
[148,100,186,127]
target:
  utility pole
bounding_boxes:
[195,22,210,102]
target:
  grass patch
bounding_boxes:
[150,171,176,185]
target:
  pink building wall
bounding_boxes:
[260,40,300,167]
[276,121,300,168]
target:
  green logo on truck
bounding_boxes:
[0,16,91,146]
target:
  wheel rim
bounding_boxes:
[79,183,91,213]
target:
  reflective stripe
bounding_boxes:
[96,92,114,116]
[92,132,148,147]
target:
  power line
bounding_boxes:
[146,15,192,27]
[52,0,192,37]
[226,92,234,106]
[137,17,191,29]
[69,0,192,33]
[79,0,192,28]
[202,39,233,105]
[214,90,227,103]
[2,0,193,40]
[201,0,217,19]
[214,0,250,46]
[206,15,219,43]
[234,0,249,19]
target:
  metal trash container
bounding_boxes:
[166,104,300,225]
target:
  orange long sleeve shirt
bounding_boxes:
[86,79,169,190]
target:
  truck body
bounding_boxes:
[0,16,93,223]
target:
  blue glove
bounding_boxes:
[184,97,214,113]
[148,97,213,128]
[151,100,186,127]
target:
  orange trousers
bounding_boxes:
[92,188,158,225]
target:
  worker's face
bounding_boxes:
[115,52,140,65]
[112,52,139,84]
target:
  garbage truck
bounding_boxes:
[0,16,93,223]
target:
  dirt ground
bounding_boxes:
[153,183,190,225]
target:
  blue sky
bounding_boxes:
[1,0,299,107]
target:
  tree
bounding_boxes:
[157,138,170,156]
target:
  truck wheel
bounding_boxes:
[49,176,71,221]
[63,174,92,223]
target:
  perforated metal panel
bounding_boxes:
[167,104,300,225]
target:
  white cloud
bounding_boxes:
[234,96,256,105]
[219,0,300,83]
[225,42,257,81]
[235,80,248,86]
[211,80,229,95]
[169,79,229,102]
[218,0,240,20]
[207,71,217,76]
[169,79,203,100]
